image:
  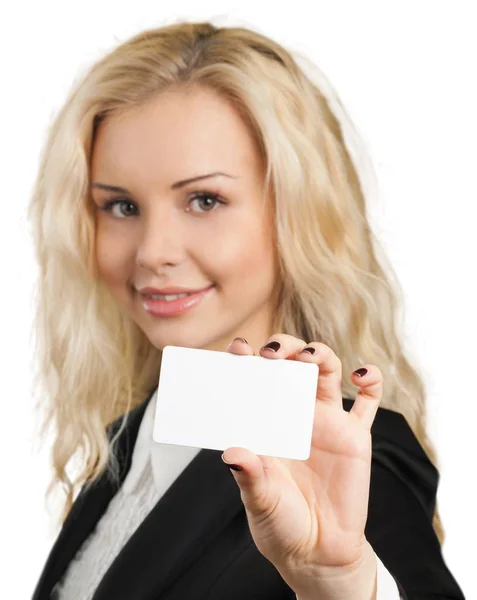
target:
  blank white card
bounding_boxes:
[152,345,319,460]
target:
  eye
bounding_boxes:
[97,198,137,218]
[96,191,226,218]
[186,191,226,213]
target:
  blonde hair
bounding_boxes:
[26,19,444,542]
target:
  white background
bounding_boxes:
[0,1,474,598]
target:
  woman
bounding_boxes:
[29,20,465,599]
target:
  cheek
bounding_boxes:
[95,231,130,286]
[205,224,276,287]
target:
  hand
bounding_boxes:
[222,333,383,584]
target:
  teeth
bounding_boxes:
[147,293,189,301]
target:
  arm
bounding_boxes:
[361,406,465,599]
[284,402,465,600]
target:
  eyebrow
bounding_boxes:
[90,172,238,194]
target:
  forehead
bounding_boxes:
[91,88,262,187]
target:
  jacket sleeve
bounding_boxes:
[351,401,466,600]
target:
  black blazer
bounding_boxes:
[32,389,465,600]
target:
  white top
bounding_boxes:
[54,389,401,599]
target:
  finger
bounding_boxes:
[259,333,307,359]
[226,336,254,356]
[295,342,343,407]
[221,447,276,518]
[349,365,383,429]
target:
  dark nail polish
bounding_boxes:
[228,464,244,471]
[262,341,281,352]
[353,367,368,377]
[301,346,315,355]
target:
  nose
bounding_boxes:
[135,205,186,270]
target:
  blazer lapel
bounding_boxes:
[32,388,155,599]
[33,387,247,600]
[92,444,246,599]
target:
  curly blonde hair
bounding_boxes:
[26,18,444,542]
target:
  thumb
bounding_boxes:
[221,447,272,516]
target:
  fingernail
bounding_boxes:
[222,453,244,471]
[353,367,368,377]
[227,464,244,472]
[300,346,316,355]
[227,337,249,351]
[262,341,281,352]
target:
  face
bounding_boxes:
[90,87,281,353]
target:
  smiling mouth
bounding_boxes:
[139,284,215,317]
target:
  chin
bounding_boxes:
[143,329,220,352]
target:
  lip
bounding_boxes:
[139,284,215,317]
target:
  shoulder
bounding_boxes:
[343,396,434,464]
